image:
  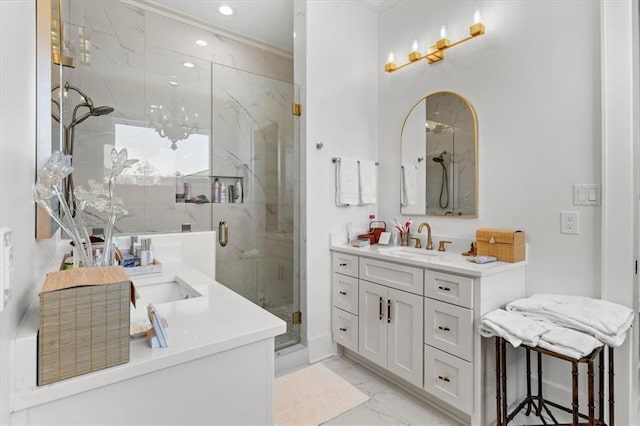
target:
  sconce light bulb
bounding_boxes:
[474,10,482,24]
[388,51,394,63]
[411,40,418,52]
[440,25,447,39]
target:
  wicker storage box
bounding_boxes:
[476,228,525,263]
[38,267,135,385]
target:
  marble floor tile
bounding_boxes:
[321,356,462,426]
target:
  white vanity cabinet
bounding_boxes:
[331,253,359,352]
[330,246,526,425]
[423,270,474,414]
[359,280,423,387]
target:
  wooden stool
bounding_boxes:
[494,336,614,425]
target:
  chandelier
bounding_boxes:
[150,84,199,150]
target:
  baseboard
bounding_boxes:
[307,332,335,363]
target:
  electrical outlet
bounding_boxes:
[561,211,579,234]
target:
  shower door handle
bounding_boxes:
[218,220,229,247]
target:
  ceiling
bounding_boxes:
[146,0,399,54]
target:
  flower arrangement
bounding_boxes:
[35,148,138,267]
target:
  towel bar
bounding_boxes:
[332,157,379,165]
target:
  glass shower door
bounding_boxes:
[212,64,299,350]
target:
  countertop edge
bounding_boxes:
[330,244,527,277]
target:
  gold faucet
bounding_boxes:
[438,240,452,252]
[417,222,433,250]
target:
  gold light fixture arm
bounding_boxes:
[385,22,485,73]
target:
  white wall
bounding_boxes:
[378,1,635,422]
[0,1,62,424]
[303,0,378,361]
[379,0,601,298]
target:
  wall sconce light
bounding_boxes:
[384,11,485,73]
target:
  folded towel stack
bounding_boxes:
[506,294,634,347]
[479,309,551,347]
[480,308,604,359]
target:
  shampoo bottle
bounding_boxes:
[234,180,242,203]
[220,183,227,203]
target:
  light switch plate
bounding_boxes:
[573,184,600,206]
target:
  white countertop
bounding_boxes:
[331,244,527,277]
[13,262,286,412]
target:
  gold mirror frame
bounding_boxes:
[400,91,478,217]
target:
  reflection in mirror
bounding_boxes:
[400,91,477,217]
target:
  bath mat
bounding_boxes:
[275,362,369,425]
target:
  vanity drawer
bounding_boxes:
[424,299,473,361]
[424,345,473,415]
[424,270,473,308]
[333,273,358,314]
[332,253,359,278]
[359,258,424,296]
[332,308,358,352]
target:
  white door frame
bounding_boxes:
[600,0,638,424]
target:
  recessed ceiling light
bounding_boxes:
[183,62,194,68]
[195,39,208,47]
[218,5,234,16]
[168,81,179,86]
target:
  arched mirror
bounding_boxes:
[400,91,478,217]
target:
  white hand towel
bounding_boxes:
[539,327,603,359]
[358,160,377,204]
[479,309,551,348]
[506,294,634,347]
[336,159,359,206]
[401,165,417,206]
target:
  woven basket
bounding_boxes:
[476,229,525,263]
[38,266,135,385]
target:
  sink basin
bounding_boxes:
[380,248,442,258]
[135,277,202,306]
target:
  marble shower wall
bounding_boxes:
[60,0,293,231]
[60,1,295,314]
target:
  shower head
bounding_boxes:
[68,104,114,128]
[91,105,115,116]
[433,151,447,163]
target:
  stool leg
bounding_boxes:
[599,348,604,422]
[609,347,614,426]
[496,337,503,426]
[572,360,579,425]
[525,348,532,416]
[501,338,508,424]
[588,359,595,426]
[536,352,543,416]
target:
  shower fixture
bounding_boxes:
[51,82,115,213]
[432,151,449,209]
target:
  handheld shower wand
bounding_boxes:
[432,151,449,209]
[51,82,115,214]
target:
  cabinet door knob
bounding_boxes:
[379,297,384,320]
[438,375,451,383]
[437,285,451,292]
[339,291,347,295]
[438,326,451,332]
[339,327,347,332]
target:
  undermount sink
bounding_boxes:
[381,247,442,258]
[135,277,202,306]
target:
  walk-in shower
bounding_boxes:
[55,1,300,352]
